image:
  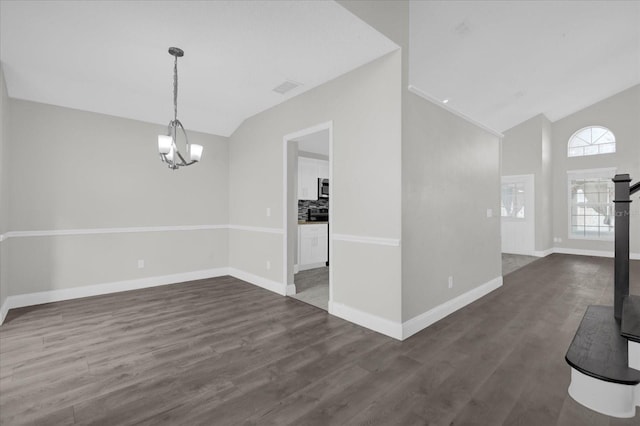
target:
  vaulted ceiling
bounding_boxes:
[409,0,640,133]
[2,1,638,138]
[0,1,398,136]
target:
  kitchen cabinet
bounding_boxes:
[298,157,318,200]
[298,223,328,270]
[318,160,329,179]
[297,156,329,200]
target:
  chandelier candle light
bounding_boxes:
[158,47,203,170]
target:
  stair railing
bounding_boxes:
[613,174,640,321]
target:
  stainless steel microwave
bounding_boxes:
[318,178,329,199]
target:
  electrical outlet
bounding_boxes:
[266,260,271,270]
[138,259,144,269]
[266,207,271,217]
[448,276,453,289]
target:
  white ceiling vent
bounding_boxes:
[273,80,302,95]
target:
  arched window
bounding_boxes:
[568,126,615,157]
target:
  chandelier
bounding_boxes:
[157,47,203,170]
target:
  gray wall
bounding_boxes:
[502,114,554,252]
[341,0,502,323]
[0,65,9,312]
[552,84,640,254]
[402,93,502,321]
[228,50,403,322]
[6,99,229,296]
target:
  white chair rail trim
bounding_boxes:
[1,224,288,239]
[332,233,400,247]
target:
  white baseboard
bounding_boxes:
[0,267,229,325]
[329,276,503,341]
[554,247,616,258]
[533,248,554,257]
[552,247,640,260]
[227,267,288,296]
[402,276,503,340]
[503,248,554,258]
[0,265,296,325]
[328,301,402,340]
[0,298,9,324]
[503,250,536,256]
[297,262,326,272]
[507,247,640,260]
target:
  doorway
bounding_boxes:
[501,174,535,256]
[283,122,333,311]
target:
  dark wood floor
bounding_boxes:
[1,254,639,425]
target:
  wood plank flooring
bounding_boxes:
[1,254,639,425]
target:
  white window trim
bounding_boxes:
[501,175,529,222]
[567,167,617,241]
[567,125,616,158]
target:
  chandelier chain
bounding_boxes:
[173,55,178,123]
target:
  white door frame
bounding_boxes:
[501,174,535,256]
[282,121,333,304]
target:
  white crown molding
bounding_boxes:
[227,225,284,234]
[328,301,403,340]
[332,234,400,247]
[402,276,503,340]
[407,84,504,139]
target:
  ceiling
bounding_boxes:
[0,1,398,137]
[409,1,640,133]
[296,129,329,157]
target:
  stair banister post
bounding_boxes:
[613,174,632,322]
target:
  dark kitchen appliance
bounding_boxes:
[307,208,329,266]
[307,208,328,222]
[318,178,329,199]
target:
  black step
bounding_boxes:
[621,295,640,343]
[565,305,640,385]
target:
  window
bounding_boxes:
[568,126,615,157]
[501,182,525,219]
[568,168,616,240]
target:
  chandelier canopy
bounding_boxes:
[157,47,202,170]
